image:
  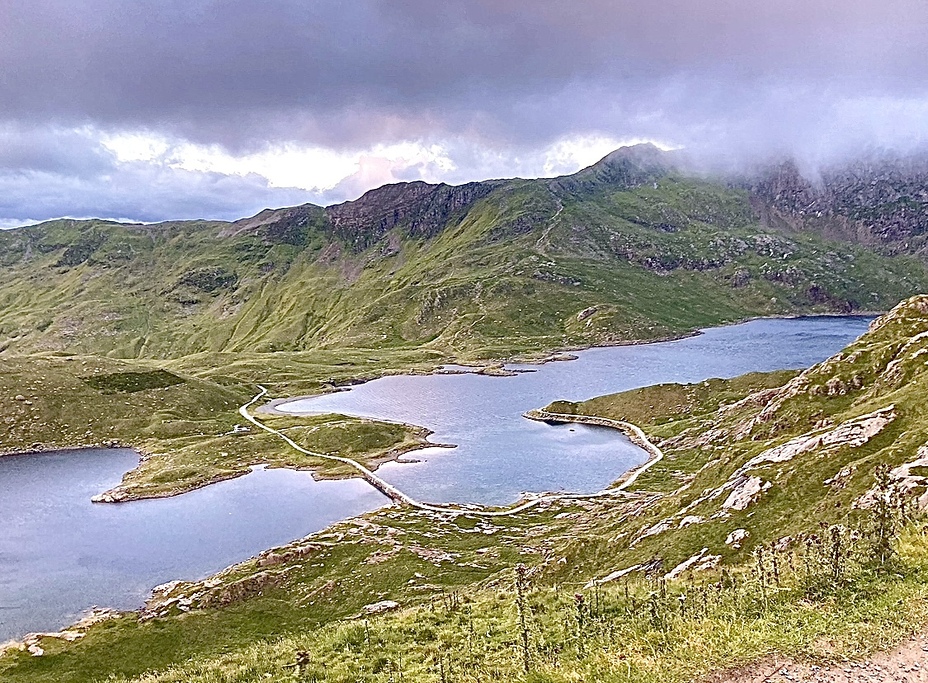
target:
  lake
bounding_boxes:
[278,316,875,505]
[0,452,386,642]
[0,315,873,641]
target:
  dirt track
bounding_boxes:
[712,634,928,683]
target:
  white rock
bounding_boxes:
[363,600,400,615]
[722,477,770,511]
[725,528,749,547]
[740,406,895,474]
[585,564,642,588]
[638,518,672,540]
[665,548,710,580]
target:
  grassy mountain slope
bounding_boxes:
[5,296,928,682]
[2,146,927,361]
[546,294,928,577]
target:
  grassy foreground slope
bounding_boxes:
[5,295,928,682]
[1,146,927,361]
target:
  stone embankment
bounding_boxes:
[241,390,660,517]
[522,409,664,492]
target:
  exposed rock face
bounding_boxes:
[737,406,896,474]
[722,476,771,511]
[325,180,501,250]
[891,445,928,509]
[664,548,721,580]
[362,600,400,615]
[746,154,928,259]
[858,444,928,510]
[678,515,703,528]
[221,203,324,244]
[725,528,749,548]
[222,179,501,252]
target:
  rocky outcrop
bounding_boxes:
[857,444,928,510]
[0,608,121,658]
[362,600,400,615]
[725,528,749,548]
[665,548,721,580]
[325,180,502,251]
[221,203,326,245]
[736,406,896,474]
[722,476,771,511]
[746,154,928,259]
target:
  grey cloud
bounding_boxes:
[2,1,928,222]
[0,124,113,175]
[2,1,927,149]
[0,161,314,227]
[0,125,313,224]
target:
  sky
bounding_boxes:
[1,0,928,227]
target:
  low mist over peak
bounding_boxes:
[1,1,927,226]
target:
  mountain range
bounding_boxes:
[2,144,927,361]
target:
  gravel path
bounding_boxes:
[712,634,928,683]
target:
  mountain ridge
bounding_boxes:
[1,145,927,359]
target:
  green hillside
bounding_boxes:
[5,147,928,680]
[1,146,926,361]
[5,296,928,682]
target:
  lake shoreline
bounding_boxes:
[0,314,876,649]
[0,313,878,505]
[262,311,881,415]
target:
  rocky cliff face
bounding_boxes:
[225,180,503,252]
[324,180,503,251]
[221,203,326,246]
[746,155,928,258]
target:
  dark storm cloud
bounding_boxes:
[2,1,928,223]
[2,0,927,149]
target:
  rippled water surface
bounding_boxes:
[0,315,872,642]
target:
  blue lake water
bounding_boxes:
[0,452,385,642]
[278,316,875,505]
[0,315,873,642]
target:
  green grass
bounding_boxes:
[88,524,928,683]
[4,297,928,682]
[82,370,185,394]
[1,164,926,362]
[0,354,436,500]
[3,147,928,679]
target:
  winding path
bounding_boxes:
[240,388,663,517]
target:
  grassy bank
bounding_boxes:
[0,353,438,501]
[4,297,928,682]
